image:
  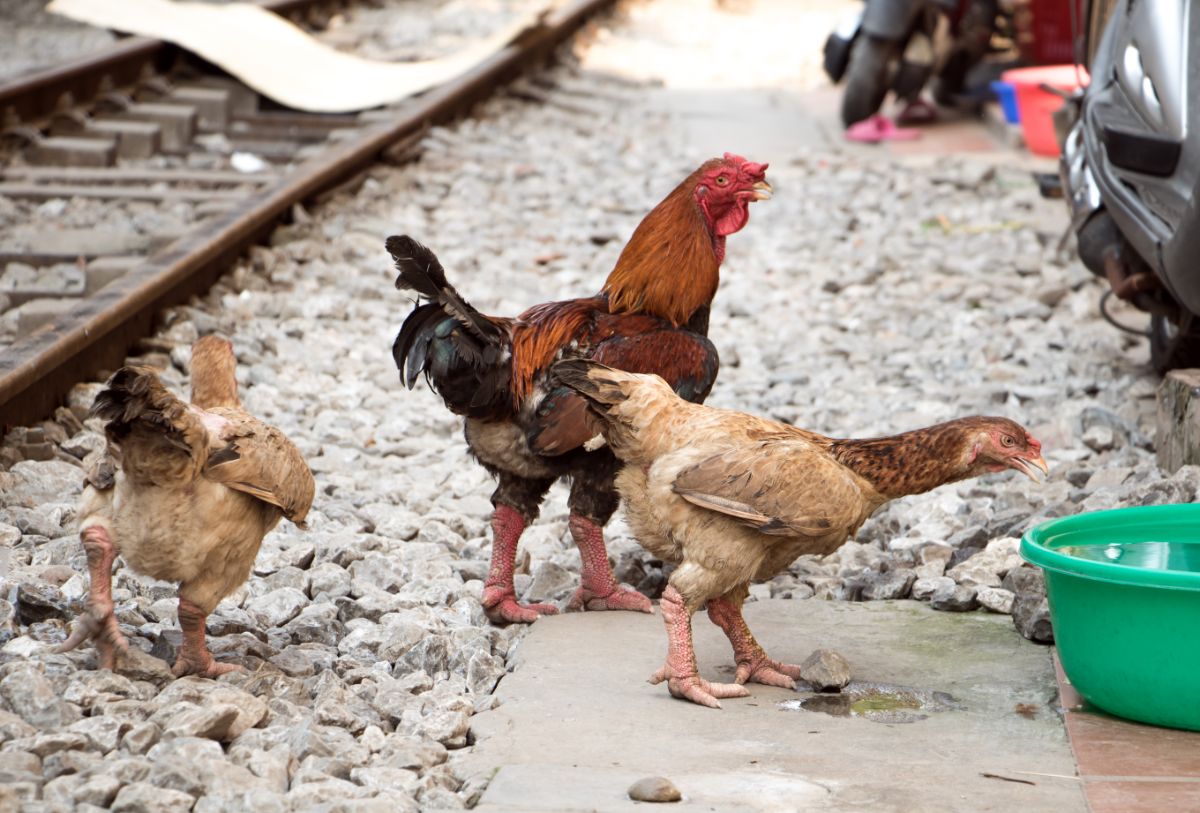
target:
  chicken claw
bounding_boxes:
[648,663,750,709]
[567,583,653,613]
[481,588,559,625]
[652,585,749,708]
[56,526,128,670]
[734,657,804,689]
[706,594,802,689]
[172,597,243,679]
[55,604,129,670]
[171,652,244,679]
[567,514,652,614]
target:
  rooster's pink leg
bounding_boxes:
[648,586,750,708]
[171,597,242,678]
[566,515,652,614]
[481,504,559,624]
[707,593,802,689]
[55,526,128,669]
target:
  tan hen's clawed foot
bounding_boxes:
[648,663,751,709]
[171,653,244,679]
[735,657,804,689]
[56,606,129,670]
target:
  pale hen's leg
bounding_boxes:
[565,514,652,614]
[55,525,128,669]
[707,589,803,689]
[648,585,750,708]
[171,597,243,678]
[481,505,559,624]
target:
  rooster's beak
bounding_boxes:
[1010,454,1049,483]
[751,180,773,201]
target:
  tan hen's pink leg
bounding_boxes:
[55,526,128,669]
[171,598,243,678]
[566,515,652,614]
[649,586,750,708]
[481,505,559,624]
[707,593,802,689]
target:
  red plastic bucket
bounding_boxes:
[1001,65,1088,156]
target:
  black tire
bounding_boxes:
[841,35,896,128]
[1150,314,1200,374]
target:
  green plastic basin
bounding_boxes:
[1021,504,1200,731]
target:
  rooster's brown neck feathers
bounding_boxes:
[508,165,723,405]
[601,163,721,329]
[829,418,987,499]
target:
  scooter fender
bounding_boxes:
[823,8,863,82]
[861,0,925,41]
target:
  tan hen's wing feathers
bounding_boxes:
[672,439,865,537]
[203,409,315,527]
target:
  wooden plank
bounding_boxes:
[1,166,277,185]
[0,183,246,202]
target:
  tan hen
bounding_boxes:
[59,336,315,677]
[554,360,1047,708]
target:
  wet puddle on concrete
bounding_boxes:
[780,681,961,724]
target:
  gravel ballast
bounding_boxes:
[0,2,1190,810]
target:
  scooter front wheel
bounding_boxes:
[841,35,896,128]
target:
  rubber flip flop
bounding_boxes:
[896,98,938,125]
[845,114,922,143]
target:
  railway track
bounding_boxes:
[0,0,615,431]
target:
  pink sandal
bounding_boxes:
[845,114,922,143]
[896,99,939,125]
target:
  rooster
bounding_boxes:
[554,360,1048,707]
[58,336,315,677]
[390,154,770,624]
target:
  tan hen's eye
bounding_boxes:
[715,176,729,186]
[1001,435,1015,447]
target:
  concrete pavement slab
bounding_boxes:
[461,599,1086,812]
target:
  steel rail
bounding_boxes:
[0,0,615,429]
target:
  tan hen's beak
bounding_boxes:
[1010,454,1049,483]
[751,180,773,201]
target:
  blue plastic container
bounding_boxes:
[990,80,1020,125]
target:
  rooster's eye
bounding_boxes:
[1001,435,1015,447]
[715,176,729,186]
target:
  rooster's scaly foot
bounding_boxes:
[482,587,559,625]
[567,583,652,614]
[648,664,750,709]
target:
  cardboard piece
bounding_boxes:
[48,0,549,113]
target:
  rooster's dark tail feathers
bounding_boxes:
[389,235,513,419]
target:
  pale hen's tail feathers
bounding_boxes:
[91,366,207,485]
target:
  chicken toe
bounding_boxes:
[648,663,751,709]
[567,514,652,614]
[56,526,129,669]
[479,505,560,624]
[707,592,802,689]
[171,597,242,679]
[651,586,750,708]
[482,593,560,625]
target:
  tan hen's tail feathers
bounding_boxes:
[550,359,631,410]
